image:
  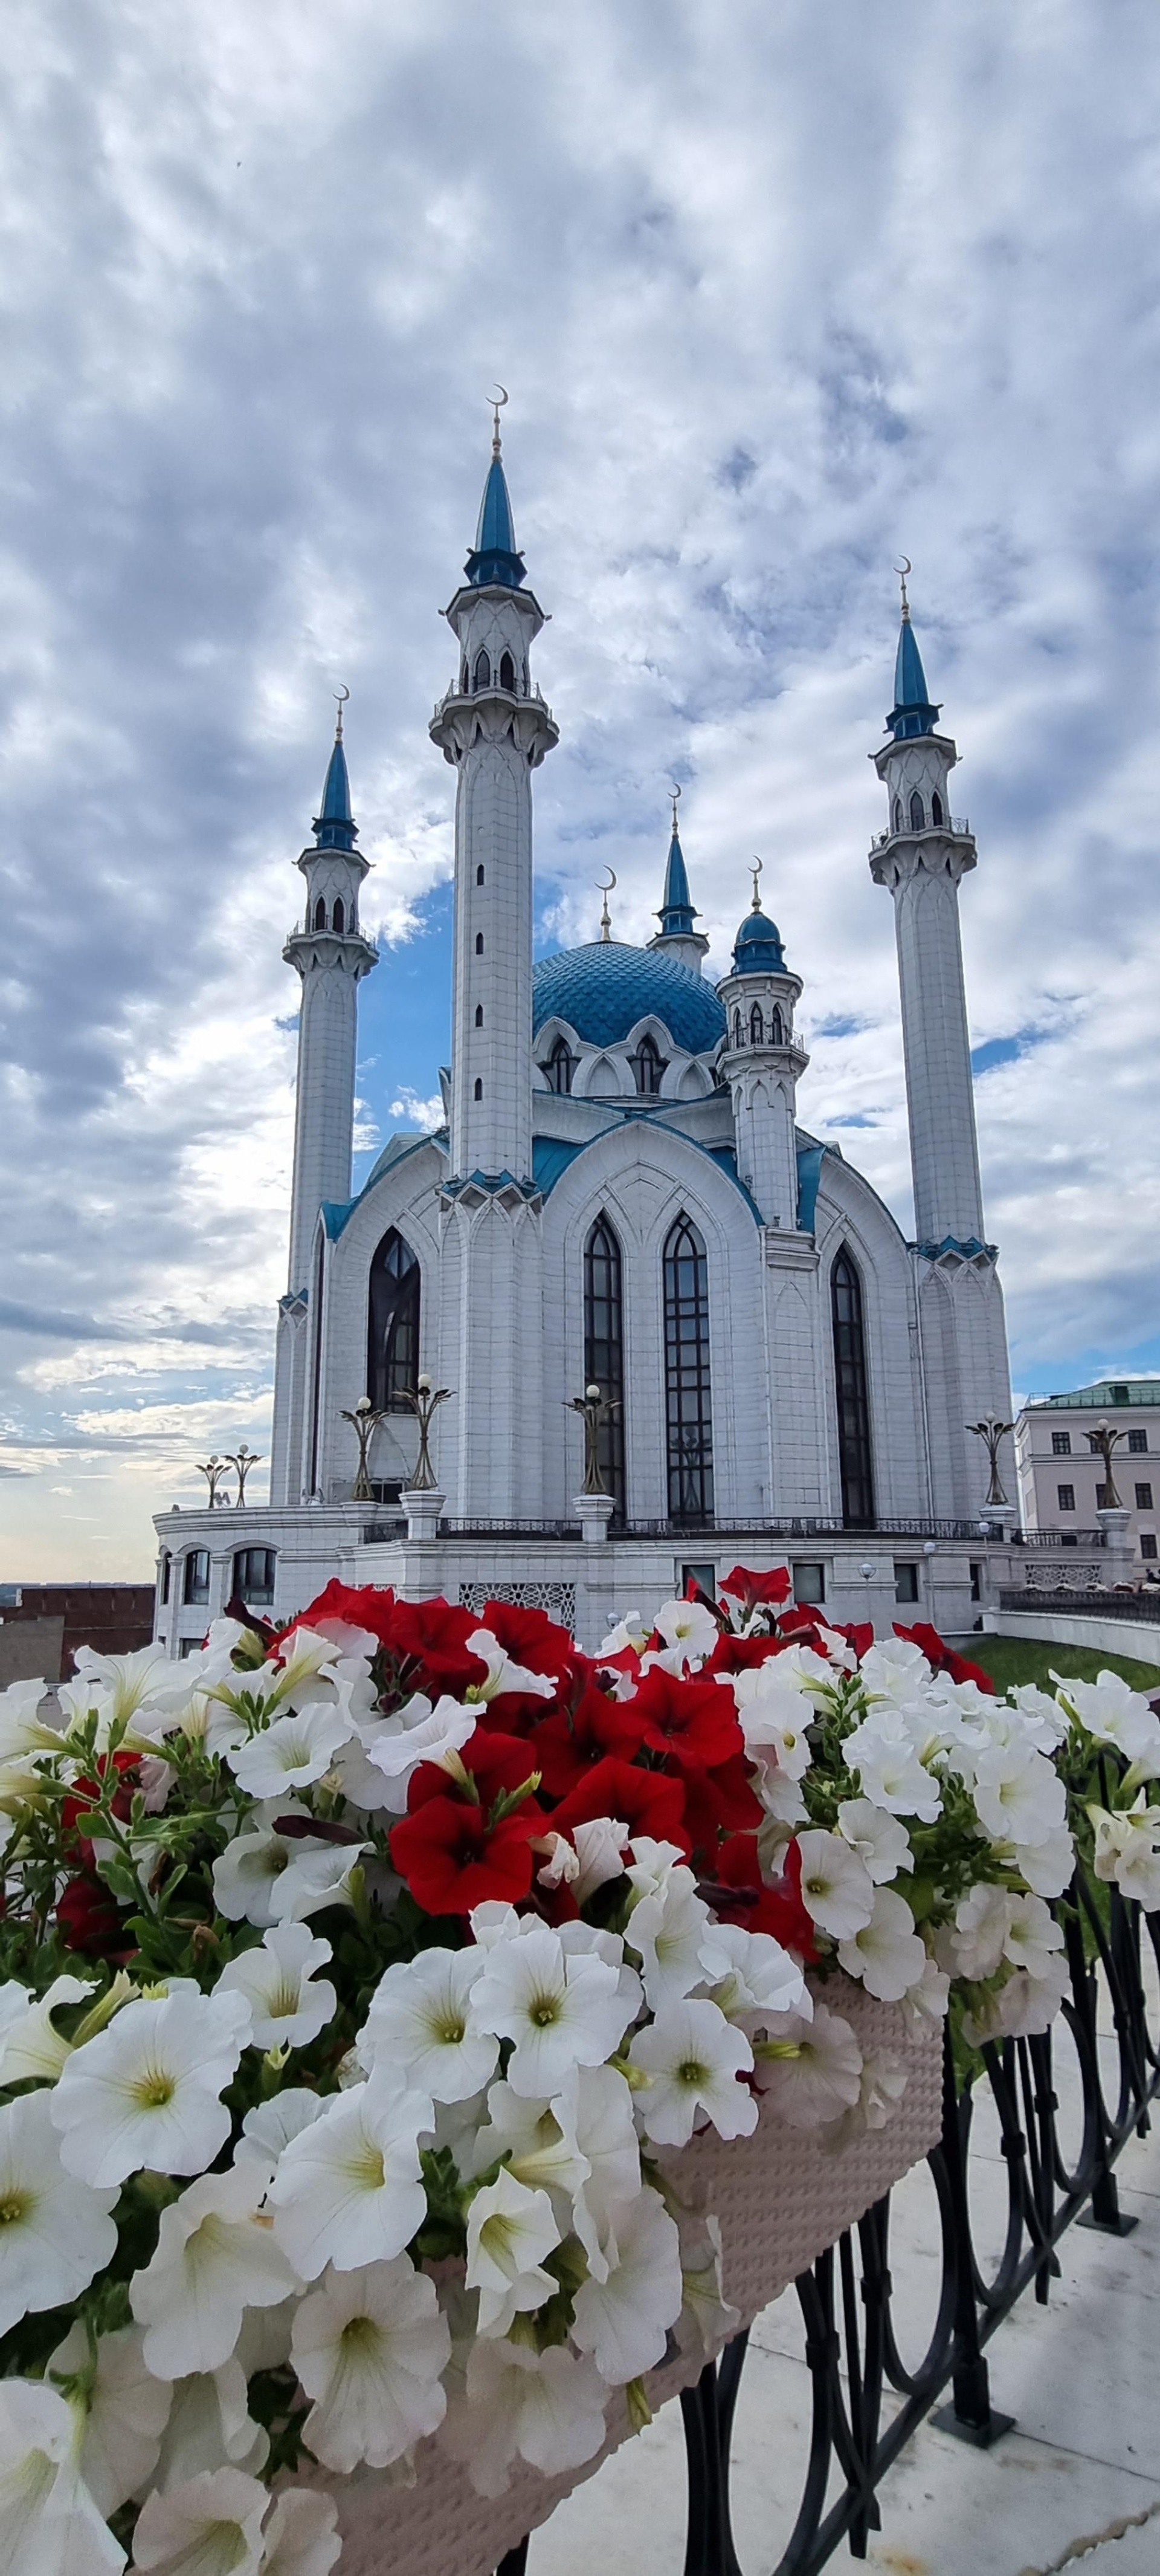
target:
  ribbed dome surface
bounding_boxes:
[532,942,726,1053]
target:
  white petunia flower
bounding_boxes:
[0,1973,95,2086]
[257,2492,342,2576]
[794,1828,875,1939]
[448,2340,607,2499]
[48,2321,171,2518]
[236,2089,327,2163]
[836,1799,913,1885]
[469,2077,591,2210]
[150,2357,268,2491]
[1002,1892,1065,1982]
[337,1692,477,1813]
[1014,1822,1075,1899]
[858,1636,933,1704]
[267,2070,431,2279]
[291,2257,450,2473]
[465,1628,558,1703]
[598,1610,650,1655]
[673,2212,740,2361]
[623,1837,688,1903]
[941,1881,1014,1981]
[731,1673,814,1823]
[359,1948,498,2103]
[757,2002,864,2129]
[842,1716,942,1822]
[649,1598,719,1666]
[1005,1683,1070,1752]
[571,2187,683,2381]
[215,1924,337,2053]
[973,1743,1066,1847]
[539,1816,630,1903]
[628,1868,713,2010]
[472,1924,633,2099]
[996,1955,1070,2039]
[130,2160,300,2378]
[131,2468,268,2575]
[0,2091,117,2334]
[1091,1798,1160,1907]
[226,1700,354,1801]
[828,2047,909,2146]
[1055,1669,1160,1769]
[212,1805,368,1927]
[837,1887,927,2002]
[696,1919,810,2026]
[0,2377,124,2576]
[50,1988,250,2186]
[0,1678,63,1762]
[465,2167,561,2334]
[628,1998,756,2146]
[898,1955,951,2036]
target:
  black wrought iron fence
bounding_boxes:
[496,1857,1160,2576]
[999,1588,1160,1623]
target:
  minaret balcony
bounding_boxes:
[871,814,971,851]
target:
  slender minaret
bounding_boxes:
[430,401,558,1182]
[717,865,808,1228]
[869,576,985,1251]
[283,706,378,1292]
[648,788,709,972]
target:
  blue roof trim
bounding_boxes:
[533,943,726,1055]
[731,908,787,974]
[657,828,697,937]
[701,1144,762,1225]
[321,1199,357,1242]
[886,615,941,741]
[912,1234,998,1263]
[795,1141,829,1232]
[527,1119,759,1223]
[532,1136,587,1194]
[321,1129,448,1241]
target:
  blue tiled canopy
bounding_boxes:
[532,942,726,1053]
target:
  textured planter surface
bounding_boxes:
[296,1987,943,2576]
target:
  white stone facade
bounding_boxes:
[154,450,1020,1649]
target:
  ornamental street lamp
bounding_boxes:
[566,1382,620,1497]
[225,1443,262,1507]
[1086,1415,1126,1510]
[401,1375,453,1492]
[194,1455,230,1507]
[341,1395,388,1503]
[966,1414,1015,1509]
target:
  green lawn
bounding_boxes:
[964,1633,1160,1695]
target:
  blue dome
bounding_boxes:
[732,908,787,974]
[532,942,726,1055]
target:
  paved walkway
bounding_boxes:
[532,2097,1160,2576]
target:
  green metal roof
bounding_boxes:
[1027,1379,1160,1410]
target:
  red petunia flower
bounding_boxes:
[474,1600,576,1691]
[62,1752,137,1857]
[550,1756,690,1856]
[297,1579,400,1644]
[830,1619,874,1660]
[678,1753,763,1859]
[704,1631,794,1680]
[720,1564,792,1608]
[532,1685,648,1797]
[405,1728,540,1814]
[390,1799,541,1916]
[893,1621,996,1694]
[715,1833,818,1962]
[56,1871,126,1959]
[631,1669,744,1772]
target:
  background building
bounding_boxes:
[1016,1380,1159,1570]
[0,1582,156,1686]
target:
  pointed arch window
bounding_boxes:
[541,1035,576,1095]
[313,896,326,931]
[664,1215,714,1524]
[332,896,344,933]
[909,790,925,832]
[732,1010,743,1050]
[769,1003,785,1045]
[499,650,515,692]
[584,1215,625,1515]
[892,797,903,834]
[931,790,944,826]
[473,649,491,691]
[749,1002,764,1046]
[475,932,484,955]
[831,1248,875,1527]
[629,1032,666,1096]
[367,1229,421,1413]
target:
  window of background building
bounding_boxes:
[182,1550,210,1605]
[682,1563,717,1602]
[1097,1483,1115,1510]
[1129,1429,1149,1454]
[1141,1534,1158,1561]
[1135,1483,1154,1511]
[233,1547,276,1606]
[179,1637,204,1658]
[1052,1431,1072,1455]
[1057,1484,1075,1512]
[160,1553,171,1604]
[894,1562,920,1604]
[793,1562,825,1605]
[969,1562,982,1601]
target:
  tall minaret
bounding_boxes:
[869,578,985,1252]
[282,707,378,1292]
[717,866,808,1229]
[430,402,558,1182]
[648,789,709,973]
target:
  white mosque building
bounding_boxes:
[155,422,1014,1652]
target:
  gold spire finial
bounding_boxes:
[333,684,350,740]
[669,782,682,836]
[490,384,509,459]
[750,855,763,912]
[598,867,617,942]
[894,556,912,621]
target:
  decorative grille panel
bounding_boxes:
[458,1580,577,1631]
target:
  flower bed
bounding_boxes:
[0,1568,1155,2574]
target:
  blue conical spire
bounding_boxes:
[886,569,940,740]
[313,699,358,852]
[657,789,698,936]
[464,396,526,590]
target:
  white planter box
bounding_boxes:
[295,1985,944,2576]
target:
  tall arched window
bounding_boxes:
[584,1215,625,1515]
[332,896,344,934]
[732,1010,743,1049]
[475,931,484,955]
[931,790,944,826]
[831,1248,875,1527]
[630,1033,665,1096]
[367,1229,421,1413]
[474,1078,483,1100]
[909,790,925,832]
[769,1003,785,1045]
[749,1002,764,1046]
[476,864,485,885]
[542,1035,576,1095]
[475,1003,484,1027]
[664,1215,713,1523]
[313,896,326,931]
[499,650,515,691]
[892,797,903,833]
[473,649,491,691]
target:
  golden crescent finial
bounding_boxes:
[597,867,616,942]
[750,855,763,911]
[334,684,350,738]
[894,556,911,616]
[490,384,509,456]
[669,782,682,833]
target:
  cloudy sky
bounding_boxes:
[1,0,1158,1578]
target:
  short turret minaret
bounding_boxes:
[717,864,808,1228]
[282,703,378,1292]
[430,401,558,1182]
[869,573,985,1251]
[648,788,709,973]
